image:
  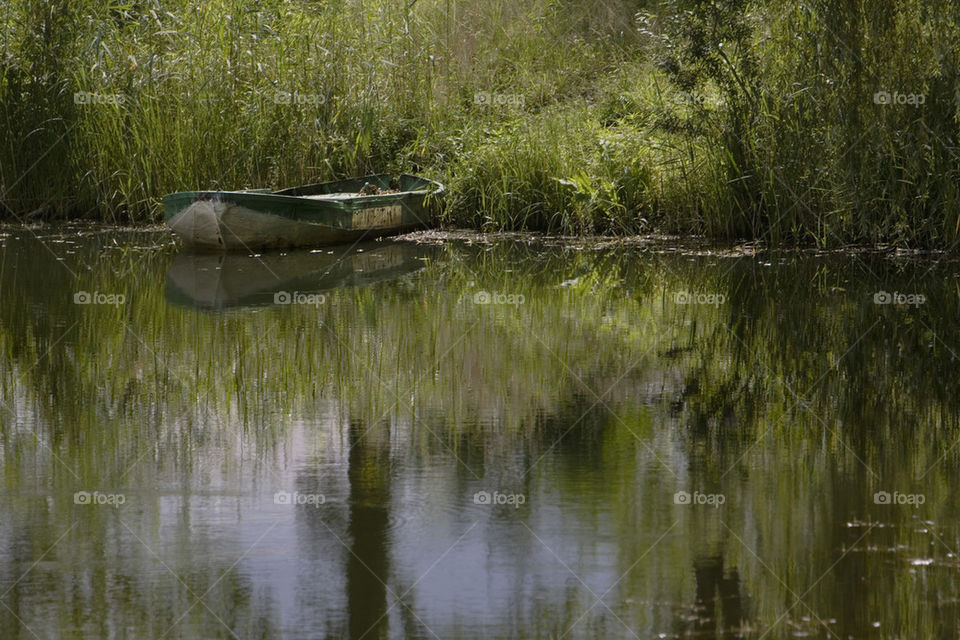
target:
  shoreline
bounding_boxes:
[1,222,954,259]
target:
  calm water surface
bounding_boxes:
[1,227,960,639]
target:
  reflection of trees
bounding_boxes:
[678,363,755,638]
[534,393,613,473]
[688,555,747,639]
[7,233,960,638]
[670,554,750,639]
[0,521,29,636]
[0,511,280,637]
[347,418,391,640]
[667,254,960,638]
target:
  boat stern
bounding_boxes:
[165,194,227,250]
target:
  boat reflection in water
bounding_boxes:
[165,240,435,311]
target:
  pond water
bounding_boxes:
[1,227,959,639]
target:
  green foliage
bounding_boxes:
[440,108,653,233]
[1,0,959,246]
[643,0,960,246]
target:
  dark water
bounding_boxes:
[2,226,960,639]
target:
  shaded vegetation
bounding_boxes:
[1,0,959,244]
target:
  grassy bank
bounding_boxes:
[2,0,959,246]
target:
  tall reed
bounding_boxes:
[2,0,959,246]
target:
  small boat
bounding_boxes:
[163,173,443,250]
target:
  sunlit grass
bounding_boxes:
[1,0,959,245]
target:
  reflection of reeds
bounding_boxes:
[3,234,960,636]
[4,235,959,482]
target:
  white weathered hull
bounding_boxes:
[167,199,363,250]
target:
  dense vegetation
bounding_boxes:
[2,0,959,246]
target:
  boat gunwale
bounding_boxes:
[162,174,443,207]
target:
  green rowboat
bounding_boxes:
[163,173,443,250]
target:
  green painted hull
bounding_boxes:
[163,174,443,250]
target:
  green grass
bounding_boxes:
[1,0,959,246]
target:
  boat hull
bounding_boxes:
[163,174,441,251]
